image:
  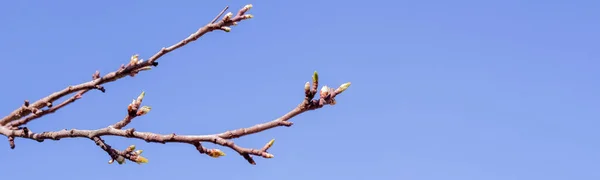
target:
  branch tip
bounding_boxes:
[95,85,106,93]
[211,6,229,24]
[136,106,151,116]
[207,149,226,158]
[240,4,253,15]
[129,54,140,67]
[125,144,136,153]
[221,26,232,32]
[262,139,275,151]
[282,121,293,126]
[244,4,253,11]
[92,70,100,80]
[223,12,233,21]
[242,14,254,19]
[243,153,256,165]
[304,81,310,92]
[136,66,152,72]
[8,136,15,149]
[336,82,351,94]
[137,91,146,103]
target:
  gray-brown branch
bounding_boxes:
[0,5,253,126]
[0,4,352,165]
[0,87,349,164]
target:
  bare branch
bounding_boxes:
[0,4,353,165]
[0,4,254,126]
[0,71,351,164]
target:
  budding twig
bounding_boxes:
[0,70,351,164]
[0,4,254,126]
[111,91,149,129]
[0,71,350,165]
[0,4,353,165]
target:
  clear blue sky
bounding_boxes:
[0,1,598,179]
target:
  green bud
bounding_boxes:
[224,12,233,20]
[135,149,143,155]
[125,145,136,153]
[337,82,351,93]
[222,27,231,32]
[136,91,145,103]
[137,106,152,116]
[116,156,125,164]
[244,4,253,10]
[137,66,152,72]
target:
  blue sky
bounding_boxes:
[0,0,598,179]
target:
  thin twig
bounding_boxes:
[7,90,89,127]
[211,6,229,24]
[110,115,135,129]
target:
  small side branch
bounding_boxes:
[7,90,89,127]
[111,91,149,129]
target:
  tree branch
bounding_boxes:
[0,4,353,165]
[0,4,254,126]
[0,71,351,164]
